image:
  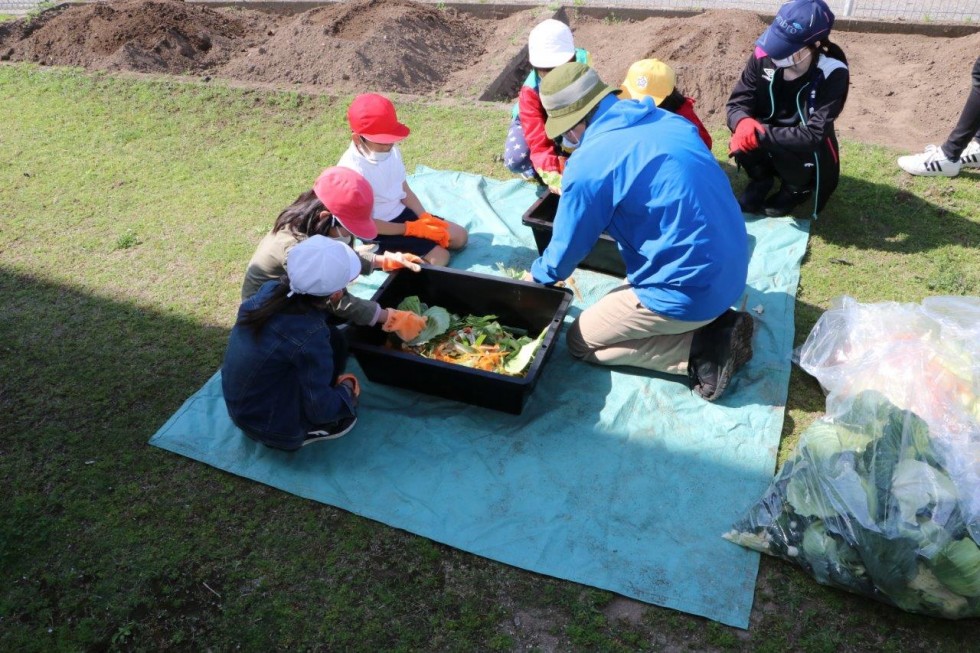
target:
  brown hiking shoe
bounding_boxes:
[688,310,754,401]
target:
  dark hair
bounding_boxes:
[811,39,850,109]
[657,88,686,113]
[272,189,335,238]
[238,277,326,336]
[815,38,847,66]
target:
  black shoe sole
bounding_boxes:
[763,193,811,217]
[699,312,754,402]
[304,416,358,445]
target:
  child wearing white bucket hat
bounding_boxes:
[222,236,427,450]
[501,19,591,193]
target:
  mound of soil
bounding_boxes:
[0,0,277,73]
[573,10,768,124]
[572,9,980,150]
[219,0,486,92]
[1,0,978,150]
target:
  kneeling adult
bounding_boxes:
[529,63,754,401]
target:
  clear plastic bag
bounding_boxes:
[726,296,980,618]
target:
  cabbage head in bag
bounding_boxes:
[725,297,980,619]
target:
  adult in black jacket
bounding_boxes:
[726,0,849,218]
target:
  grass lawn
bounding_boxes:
[1,65,978,651]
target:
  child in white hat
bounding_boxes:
[222,236,427,450]
[241,167,425,332]
[501,19,592,194]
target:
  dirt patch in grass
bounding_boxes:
[1,0,979,149]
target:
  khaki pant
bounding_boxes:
[566,285,711,375]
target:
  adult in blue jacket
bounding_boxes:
[529,62,754,401]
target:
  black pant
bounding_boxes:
[733,128,842,215]
[735,145,814,189]
[942,56,980,160]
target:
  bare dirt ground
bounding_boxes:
[2,0,979,151]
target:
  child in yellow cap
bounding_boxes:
[620,59,712,150]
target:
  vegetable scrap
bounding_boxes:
[494,262,525,280]
[724,391,980,619]
[396,296,546,376]
[726,296,980,620]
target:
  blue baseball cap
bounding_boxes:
[755,0,835,60]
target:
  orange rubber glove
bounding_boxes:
[417,211,445,224]
[728,117,764,156]
[336,373,361,398]
[382,309,428,341]
[380,252,424,272]
[403,217,450,248]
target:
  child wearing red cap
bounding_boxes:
[337,93,468,267]
[241,167,427,338]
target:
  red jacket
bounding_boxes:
[518,83,565,179]
[513,48,591,188]
[674,97,712,150]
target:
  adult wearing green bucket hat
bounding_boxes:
[528,62,754,401]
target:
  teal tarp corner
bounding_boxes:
[150,167,810,628]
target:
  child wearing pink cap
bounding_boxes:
[241,167,426,333]
[337,93,468,267]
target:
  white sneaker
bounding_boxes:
[959,139,980,169]
[897,144,962,177]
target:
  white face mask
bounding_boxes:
[359,137,393,163]
[772,47,812,69]
[362,148,392,163]
[561,129,581,152]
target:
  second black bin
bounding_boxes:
[345,266,573,415]
[521,192,627,277]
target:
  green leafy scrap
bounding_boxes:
[727,391,980,619]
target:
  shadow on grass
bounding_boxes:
[0,267,233,648]
[0,265,780,648]
[722,163,980,254]
[816,169,980,253]
[2,268,975,650]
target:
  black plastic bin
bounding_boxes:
[345,266,573,415]
[521,191,627,277]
